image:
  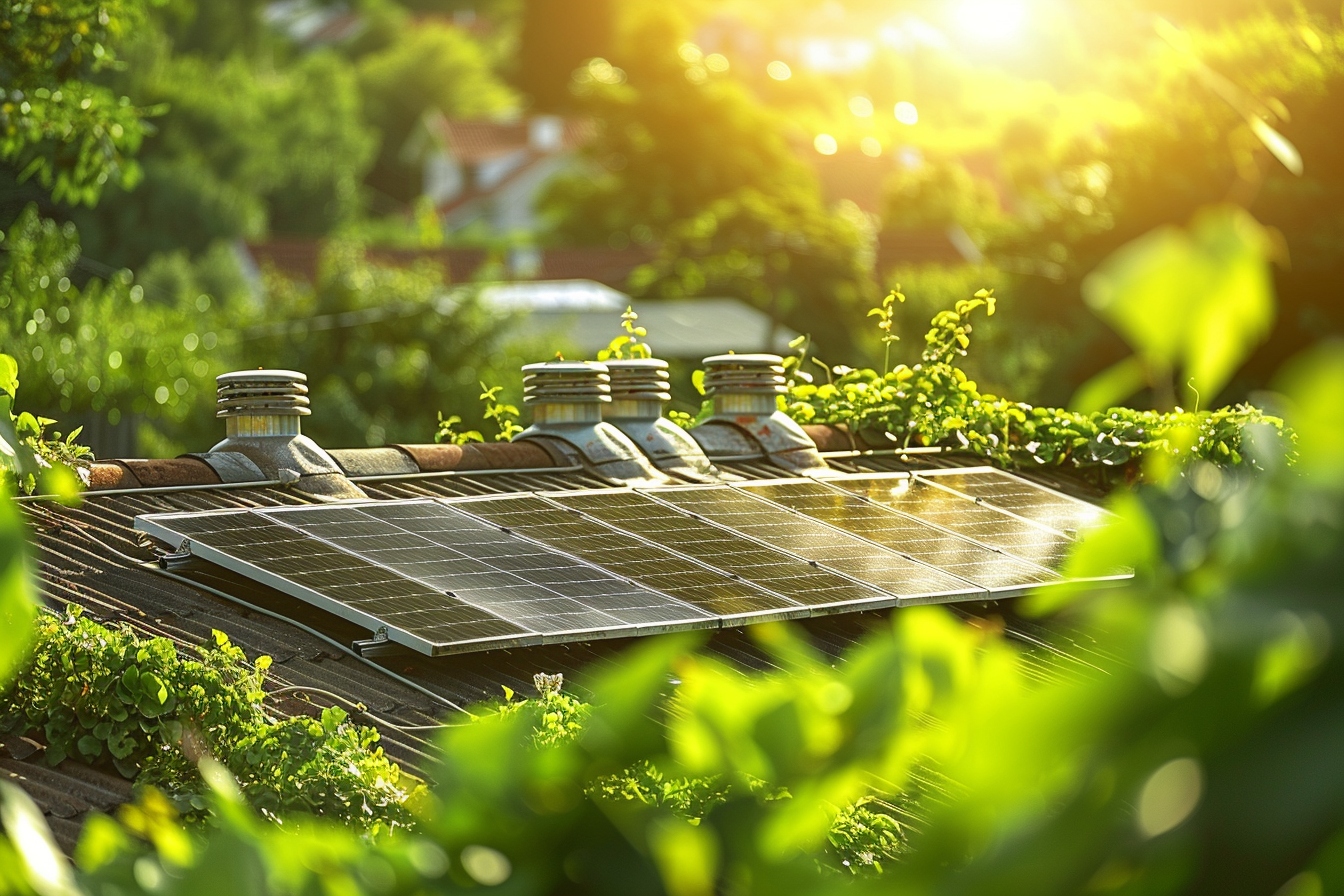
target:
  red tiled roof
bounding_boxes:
[536,246,655,283]
[875,228,971,270]
[243,240,651,291]
[428,118,594,164]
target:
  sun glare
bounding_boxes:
[814,133,839,155]
[849,96,874,117]
[894,101,919,125]
[952,0,1027,44]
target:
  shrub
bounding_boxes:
[783,290,1291,485]
[0,608,419,835]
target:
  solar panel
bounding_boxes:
[137,500,715,655]
[821,474,1077,572]
[641,486,983,605]
[136,468,1128,658]
[439,494,797,622]
[135,509,533,655]
[912,468,1110,537]
[735,479,1061,595]
[266,502,709,636]
[544,489,897,614]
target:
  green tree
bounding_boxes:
[72,43,377,268]
[0,0,153,208]
[629,187,875,357]
[0,206,217,440]
[244,241,526,448]
[356,22,517,206]
[513,0,616,112]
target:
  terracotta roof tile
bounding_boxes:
[117,458,221,489]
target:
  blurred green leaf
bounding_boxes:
[1275,341,1344,489]
[1081,205,1278,405]
[1069,356,1148,413]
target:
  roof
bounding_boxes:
[243,241,654,291]
[876,226,983,270]
[15,427,1111,850]
[481,293,804,358]
[427,117,593,165]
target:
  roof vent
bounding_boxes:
[204,369,366,499]
[603,358,724,482]
[690,354,834,477]
[514,360,673,486]
[216,369,310,435]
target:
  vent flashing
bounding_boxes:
[602,358,724,483]
[691,354,834,477]
[209,369,367,499]
[514,360,673,487]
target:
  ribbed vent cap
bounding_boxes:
[522,360,612,404]
[701,353,787,396]
[216,369,310,418]
[606,358,671,403]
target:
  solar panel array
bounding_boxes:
[135,467,1122,656]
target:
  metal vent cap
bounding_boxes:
[701,353,787,396]
[606,358,672,403]
[522,360,612,404]
[216,369,311,418]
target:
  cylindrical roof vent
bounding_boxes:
[207,368,365,498]
[605,358,671,421]
[216,369,310,438]
[702,353,786,416]
[522,360,610,426]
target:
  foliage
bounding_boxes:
[0,205,219,431]
[0,608,419,835]
[629,188,875,357]
[827,798,907,874]
[496,673,591,747]
[0,0,151,206]
[881,159,1004,245]
[74,42,378,267]
[247,241,519,449]
[867,286,906,374]
[785,286,1290,485]
[357,21,517,205]
[502,673,905,874]
[1077,204,1281,410]
[435,381,523,445]
[0,353,92,495]
[596,306,652,361]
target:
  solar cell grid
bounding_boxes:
[642,486,984,605]
[823,475,1076,571]
[136,468,1126,658]
[546,489,896,613]
[914,469,1108,536]
[442,494,789,621]
[736,480,1061,594]
[135,509,533,652]
[262,502,707,638]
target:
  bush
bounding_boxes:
[0,608,419,835]
[783,289,1291,486]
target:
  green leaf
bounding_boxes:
[1082,205,1277,403]
[691,369,706,396]
[1069,356,1149,413]
[0,491,36,688]
[139,671,169,706]
[0,354,18,399]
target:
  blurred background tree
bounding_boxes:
[1,0,1341,448]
